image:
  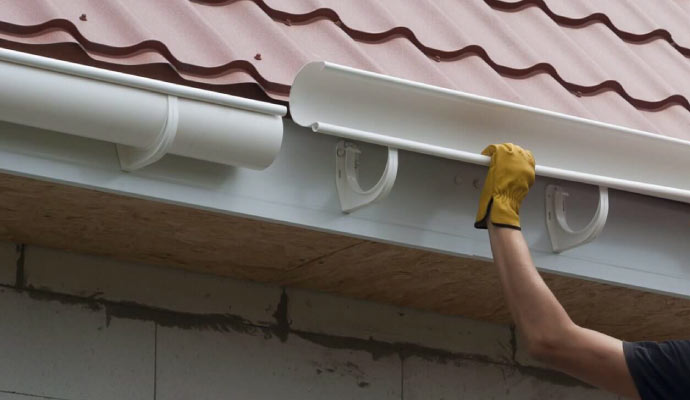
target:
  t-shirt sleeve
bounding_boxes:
[623,340,690,400]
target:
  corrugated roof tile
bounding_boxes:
[543,0,690,48]
[491,0,690,54]
[0,0,688,141]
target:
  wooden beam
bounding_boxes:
[0,173,687,341]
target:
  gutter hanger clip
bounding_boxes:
[546,184,609,253]
[336,140,398,213]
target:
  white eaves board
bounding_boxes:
[0,119,688,298]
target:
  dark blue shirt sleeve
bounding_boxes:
[623,340,690,400]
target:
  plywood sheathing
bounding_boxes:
[0,173,687,342]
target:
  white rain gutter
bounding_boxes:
[290,61,690,253]
[290,62,690,205]
[0,48,285,171]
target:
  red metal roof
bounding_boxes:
[1,0,689,141]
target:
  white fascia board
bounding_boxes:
[290,62,690,204]
[0,120,688,299]
[0,48,285,170]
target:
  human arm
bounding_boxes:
[473,143,640,398]
[487,223,640,398]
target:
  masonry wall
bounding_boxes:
[0,241,621,400]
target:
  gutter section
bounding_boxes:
[0,48,285,170]
[290,62,690,204]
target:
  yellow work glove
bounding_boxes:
[474,143,535,230]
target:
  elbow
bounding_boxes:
[526,335,560,363]
[524,324,579,364]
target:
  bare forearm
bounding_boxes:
[487,222,574,346]
[487,222,639,398]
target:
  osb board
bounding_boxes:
[0,173,687,341]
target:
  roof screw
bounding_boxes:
[472,178,482,189]
[79,14,87,21]
[254,53,262,61]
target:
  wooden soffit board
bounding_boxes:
[0,172,687,342]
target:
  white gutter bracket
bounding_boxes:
[546,185,609,253]
[336,140,398,213]
[117,95,179,171]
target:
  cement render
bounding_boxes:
[0,243,620,399]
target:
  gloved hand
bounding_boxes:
[474,143,535,230]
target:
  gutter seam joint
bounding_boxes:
[117,95,179,172]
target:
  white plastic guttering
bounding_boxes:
[0,48,286,171]
[290,61,690,204]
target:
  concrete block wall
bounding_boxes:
[0,242,621,399]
